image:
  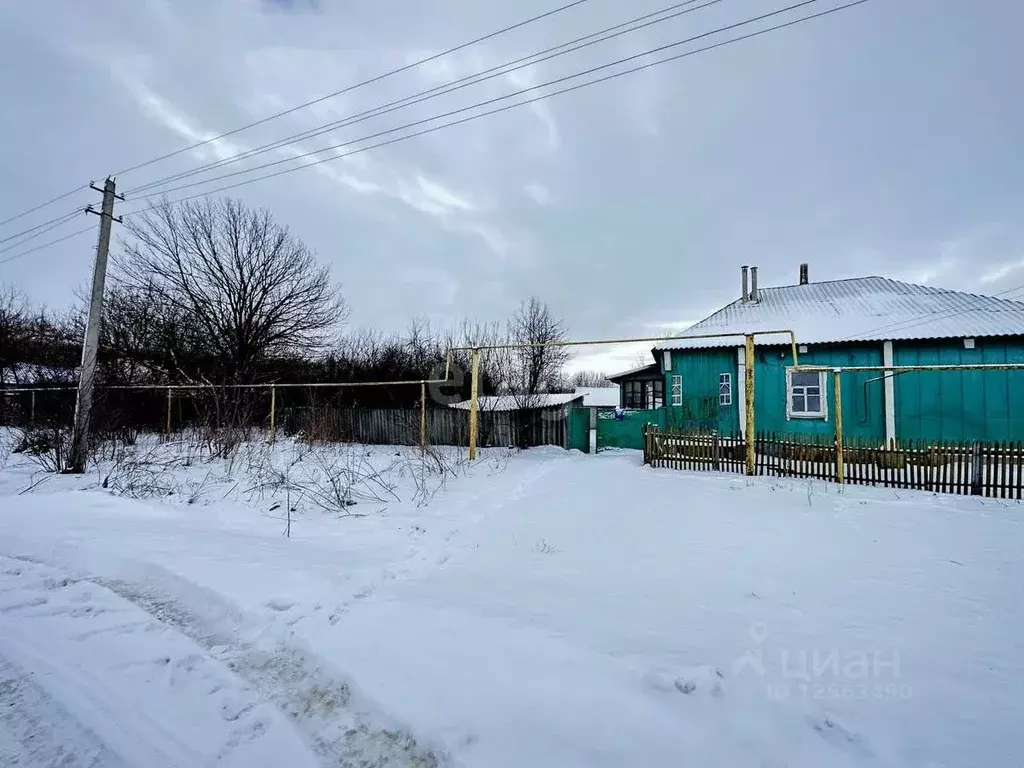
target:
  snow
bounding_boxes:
[448,393,582,410]
[654,276,1024,348]
[572,386,619,407]
[1,432,1022,767]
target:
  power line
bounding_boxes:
[0,225,95,268]
[0,185,87,230]
[129,0,872,214]
[0,209,84,248]
[126,0,727,196]
[3,0,870,267]
[111,0,593,179]
[127,0,860,207]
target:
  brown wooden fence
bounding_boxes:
[644,426,1024,499]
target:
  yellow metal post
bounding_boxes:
[468,348,481,461]
[165,387,172,435]
[268,385,277,443]
[420,381,427,453]
[744,335,755,475]
[834,370,844,485]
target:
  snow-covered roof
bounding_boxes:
[573,386,619,407]
[654,276,1024,350]
[448,393,584,411]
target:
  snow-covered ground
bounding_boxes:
[0,433,1021,767]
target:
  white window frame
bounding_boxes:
[670,374,682,406]
[663,350,672,371]
[719,373,732,406]
[786,368,828,420]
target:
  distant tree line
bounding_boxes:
[0,196,610,416]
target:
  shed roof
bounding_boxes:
[572,386,619,407]
[448,393,583,411]
[607,363,661,382]
[654,276,1024,350]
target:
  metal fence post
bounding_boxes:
[268,385,277,443]
[30,390,36,426]
[420,381,427,453]
[468,348,481,461]
[744,335,755,475]
[165,387,172,436]
[834,370,845,485]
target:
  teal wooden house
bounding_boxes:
[612,265,1024,445]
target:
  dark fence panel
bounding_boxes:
[644,426,1024,500]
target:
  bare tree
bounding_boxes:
[501,297,570,403]
[569,370,611,388]
[488,297,570,447]
[0,284,29,387]
[117,197,346,379]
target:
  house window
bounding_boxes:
[671,375,682,406]
[622,380,664,410]
[719,373,732,406]
[786,369,827,419]
[623,381,643,409]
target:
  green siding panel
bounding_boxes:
[753,344,884,439]
[893,339,1024,441]
[665,348,739,434]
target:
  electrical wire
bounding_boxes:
[125,0,727,196]
[0,185,87,229]
[127,0,856,206]
[2,0,872,268]
[0,209,84,248]
[111,0,593,178]
[0,225,95,267]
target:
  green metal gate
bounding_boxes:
[596,409,663,451]
[566,408,591,453]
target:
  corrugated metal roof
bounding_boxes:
[654,277,1024,350]
[448,393,583,411]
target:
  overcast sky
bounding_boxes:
[2,0,1022,373]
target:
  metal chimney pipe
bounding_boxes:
[750,266,759,302]
[741,266,749,302]
[799,263,809,285]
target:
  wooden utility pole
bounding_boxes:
[67,178,122,473]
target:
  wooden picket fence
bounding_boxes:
[644,426,1024,499]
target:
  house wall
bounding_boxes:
[664,347,739,434]
[893,338,1024,441]
[750,344,885,439]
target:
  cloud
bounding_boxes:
[524,182,551,206]
[415,175,475,212]
[979,257,1024,286]
[504,69,560,153]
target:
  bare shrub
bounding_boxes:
[11,426,70,474]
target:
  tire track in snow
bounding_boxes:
[95,565,445,767]
[0,555,315,768]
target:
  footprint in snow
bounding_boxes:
[809,716,874,758]
[263,599,295,612]
[644,665,725,698]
